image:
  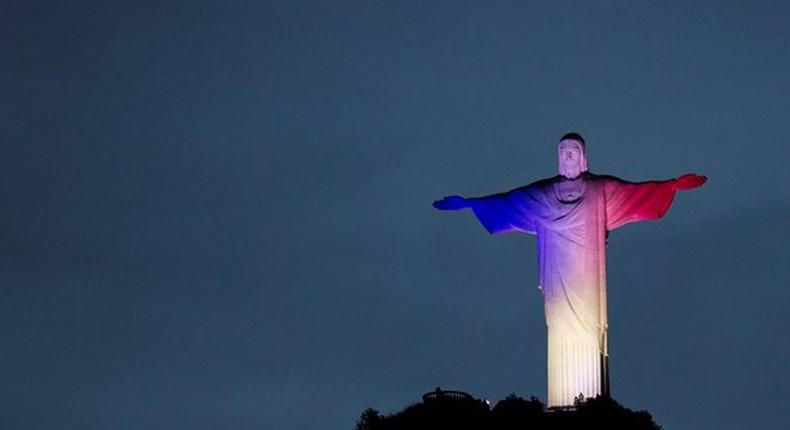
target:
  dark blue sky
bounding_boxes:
[3,1,790,429]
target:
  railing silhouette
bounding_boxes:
[422,388,474,403]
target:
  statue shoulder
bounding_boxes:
[511,176,559,194]
[584,172,624,184]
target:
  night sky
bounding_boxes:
[3,1,790,429]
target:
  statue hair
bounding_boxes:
[560,132,585,146]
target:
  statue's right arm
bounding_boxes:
[433,188,537,235]
[432,195,473,211]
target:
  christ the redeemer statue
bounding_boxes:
[433,133,705,408]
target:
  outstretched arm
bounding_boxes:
[605,173,706,231]
[433,186,542,235]
[432,195,471,211]
[673,173,707,191]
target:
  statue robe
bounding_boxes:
[470,172,677,407]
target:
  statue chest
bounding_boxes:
[554,178,586,203]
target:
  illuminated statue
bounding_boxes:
[433,133,706,407]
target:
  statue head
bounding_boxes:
[558,132,588,179]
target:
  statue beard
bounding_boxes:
[559,162,583,180]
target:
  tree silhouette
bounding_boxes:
[354,390,661,430]
[354,408,382,430]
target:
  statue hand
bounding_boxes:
[432,195,470,211]
[673,173,707,191]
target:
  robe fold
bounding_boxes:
[470,172,677,407]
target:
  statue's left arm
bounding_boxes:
[605,173,706,231]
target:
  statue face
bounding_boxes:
[558,139,586,179]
